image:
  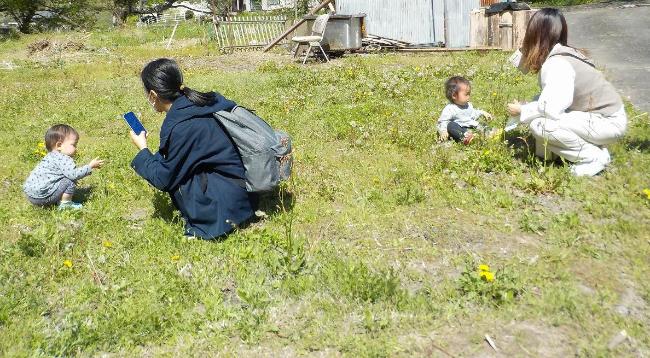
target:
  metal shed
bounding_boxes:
[336,0,481,47]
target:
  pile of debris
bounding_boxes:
[27,39,86,55]
[362,34,446,52]
[362,34,412,51]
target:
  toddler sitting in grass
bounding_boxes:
[437,76,493,145]
[23,124,103,210]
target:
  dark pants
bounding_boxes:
[448,122,474,142]
[27,178,75,206]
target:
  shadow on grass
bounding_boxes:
[506,133,567,167]
[252,187,295,216]
[152,190,175,222]
[74,185,95,203]
[625,138,650,152]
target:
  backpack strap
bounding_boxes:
[548,52,596,68]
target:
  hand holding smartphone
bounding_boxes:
[123,112,146,135]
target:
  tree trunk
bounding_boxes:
[18,8,36,34]
[112,7,128,27]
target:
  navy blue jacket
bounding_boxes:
[131,94,253,238]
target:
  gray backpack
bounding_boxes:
[214,106,292,192]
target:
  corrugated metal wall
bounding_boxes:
[336,0,439,44]
[337,0,480,47]
[445,0,480,47]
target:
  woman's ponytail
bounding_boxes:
[141,58,217,107]
[180,86,217,107]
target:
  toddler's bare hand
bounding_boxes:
[482,111,493,120]
[90,157,104,169]
[438,130,449,142]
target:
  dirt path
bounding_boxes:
[564,4,650,112]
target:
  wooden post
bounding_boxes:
[469,8,487,48]
[166,22,179,49]
[512,9,536,50]
[262,0,333,52]
[499,11,513,50]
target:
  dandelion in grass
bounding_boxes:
[63,260,73,268]
[171,255,180,261]
[643,188,650,200]
[102,241,113,248]
[34,141,47,157]
[480,271,495,282]
[478,264,490,272]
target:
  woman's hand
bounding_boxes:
[130,130,148,150]
[507,102,522,116]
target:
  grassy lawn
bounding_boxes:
[1,24,649,356]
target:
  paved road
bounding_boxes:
[564,5,650,112]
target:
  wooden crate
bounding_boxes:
[470,9,537,50]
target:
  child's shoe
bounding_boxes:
[462,131,475,145]
[58,201,83,210]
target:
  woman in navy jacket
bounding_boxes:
[129,58,253,238]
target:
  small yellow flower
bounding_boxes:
[480,271,495,282]
[643,188,650,200]
[37,142,45,148]
[478,264,490,272]
[102,241,113,248]
[63,260,73,268]
[171,255,180,261]
[492,92,497,96]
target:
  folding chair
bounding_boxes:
[291,13,331,64]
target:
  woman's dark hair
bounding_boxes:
[141,58,216,107]
[521,8,568,73]
[45,124,78,151]
[445,76,471,102]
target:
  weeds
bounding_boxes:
[457,261,524,306]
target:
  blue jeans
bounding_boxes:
[448,122,474,142]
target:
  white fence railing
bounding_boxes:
[214,16,289,51]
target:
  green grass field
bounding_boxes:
[1,24,649,356]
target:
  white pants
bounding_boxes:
[529,107,627,163]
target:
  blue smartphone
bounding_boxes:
[123,112,146,135]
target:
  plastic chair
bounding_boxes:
[291,13,331,64]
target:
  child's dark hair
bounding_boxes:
[141,58,216,107]
[445,76,471,102]
[45,124,78,151]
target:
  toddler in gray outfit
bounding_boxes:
[23,124,103,209]
[437,76,493,145]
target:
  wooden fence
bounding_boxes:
[214,16,289,51]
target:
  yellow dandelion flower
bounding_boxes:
[478,264,490,272]
[480,271,495,282]
[643,188,650,200]
[102,241,113,248]
[492,92,497,96]
[171,255,180,261]
[63,260,73,268]
[37,142,45,148]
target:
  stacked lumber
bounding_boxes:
[362,34,412,50]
